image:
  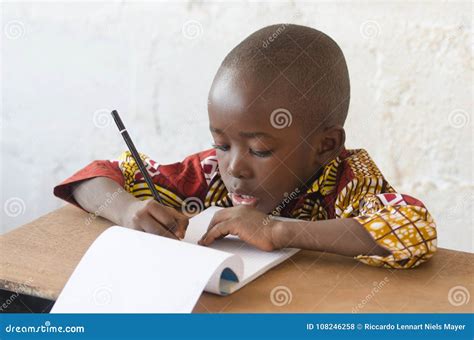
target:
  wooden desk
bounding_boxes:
[1,205,472,313]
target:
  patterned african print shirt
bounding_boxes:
[54,147,437,269]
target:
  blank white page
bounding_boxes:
[51,226,241,313]
[184,206,300,294]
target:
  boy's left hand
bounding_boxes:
[197,206,281,251]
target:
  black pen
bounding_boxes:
[111,110,179,238]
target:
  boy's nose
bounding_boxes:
[227,155,251,179]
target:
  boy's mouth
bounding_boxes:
[229,192,259,207]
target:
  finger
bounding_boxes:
[199,221,235,246]
[200,207,236,241]
[147,203,183,239]
[140,213,178,239]
[206,207,234,232]
[164,206,190,238]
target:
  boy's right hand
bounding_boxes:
[121,199,189,239]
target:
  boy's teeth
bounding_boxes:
[231,193,258,207]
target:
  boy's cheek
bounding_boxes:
[259,186,294,213]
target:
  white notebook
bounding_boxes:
[51,206,300,313]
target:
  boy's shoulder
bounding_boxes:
[339,148,384,179]
[333,147,392,196]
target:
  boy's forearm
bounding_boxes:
[274,218,391,257]
[72,177,139,225]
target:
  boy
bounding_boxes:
[54,24,437,269]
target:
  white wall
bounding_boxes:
[1,1,472,252]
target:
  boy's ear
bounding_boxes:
[315,125,346,163]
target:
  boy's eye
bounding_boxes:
[212,144,229,151]
[212,144,272,158]
[250,149,273,158]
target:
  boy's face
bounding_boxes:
[208,69,323,214]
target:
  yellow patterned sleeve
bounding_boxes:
[354,200,437,269]
[117,151,151,195]
[335,177,437,269]
[116,151,183,209]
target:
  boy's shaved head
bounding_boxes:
[208,24,350,213]
[217,24,350,132]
